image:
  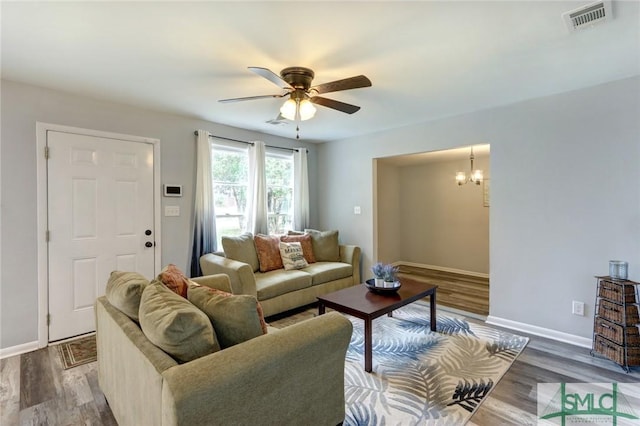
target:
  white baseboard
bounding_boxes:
[486,316,592,348]
[396,261,489,279]
[0,341,40,359]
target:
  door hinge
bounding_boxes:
[44,146,50,159]
[46,230,50,242]
[47,314,51,325]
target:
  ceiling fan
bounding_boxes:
[219,66,372,122]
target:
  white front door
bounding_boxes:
[47,130,156,341]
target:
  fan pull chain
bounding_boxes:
[296,125,300,140]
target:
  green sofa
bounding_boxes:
[200,244,361,318]
[96,274,353,426]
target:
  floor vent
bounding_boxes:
[562,1,612,32]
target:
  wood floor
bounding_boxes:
[0,344,117,425]
[398,265,490,315]
[2,302,638,426]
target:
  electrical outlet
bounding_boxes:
[354,206,361,215]
[572,300,585,316]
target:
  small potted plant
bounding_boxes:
[371,262,385,287]
[382,264,399,288]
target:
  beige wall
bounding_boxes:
[375,152,490,274]
[373,160,401,264]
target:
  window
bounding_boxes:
[212,145,248,247]
[266,152,293,235]
[211,143,294,246]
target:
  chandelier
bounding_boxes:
[455,147,483,186]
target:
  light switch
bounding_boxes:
[354,206,361,215]
[165,205,180,217]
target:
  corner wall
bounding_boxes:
[0,79,318,350]
[373,160,401,263]
[317,76,640,340]
[398,154,490,274]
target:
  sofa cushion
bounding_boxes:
[254,234,284,272]
[222,233,260,272]
[302,262,353,286]
[189,281,268,334]
[280,234,316,264]
[254,269,312,300]
[139,281,220,363]
[157,264,189,298]
[279,241,309,270]
[105,271,149,321]
[188,285,267,349]
[304,229,340,262]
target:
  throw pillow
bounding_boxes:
[221,233,260,272]
[254,234,284,272]
[304,229,340,262]
[157,264,189,298]
[187,285,267,349]
[105,271,149,321]
[139,281,220,363]
[189,282,268,335]
[279,241,309,270]
[280,234,316,264]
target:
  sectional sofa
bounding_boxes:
[97,271,353,426]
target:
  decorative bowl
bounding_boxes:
[365,279,402,294]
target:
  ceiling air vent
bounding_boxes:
[265,118,287,126]
[562,1,612,32]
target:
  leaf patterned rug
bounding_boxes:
[344,302,528,425]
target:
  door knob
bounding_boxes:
[145,242,153,248]
[145,229,152,236]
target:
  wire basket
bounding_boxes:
[594,317,640,346]
[597,299,640,326]
[598,279,638,304]
[594,335,640,366]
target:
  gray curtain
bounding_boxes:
[293,148,309,230]
[190,130,217,277]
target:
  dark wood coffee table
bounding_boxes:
[317,280,437,373]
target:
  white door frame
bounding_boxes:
[36,122,162,348]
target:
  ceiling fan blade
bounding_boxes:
[249,67,293,89]
[218,94,285,103]
[310,96,361,114]
[311,75,372,95]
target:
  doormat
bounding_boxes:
[57,334,97,369]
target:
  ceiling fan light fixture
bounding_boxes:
[280,98,297,121]
[298,99,316,121]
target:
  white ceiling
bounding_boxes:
[2,1,639,142]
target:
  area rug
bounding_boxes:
[343,302,528,425]
[57,334,97,369]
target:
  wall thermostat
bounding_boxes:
[163,184,183,197]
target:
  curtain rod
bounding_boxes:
[194,131,304,153]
